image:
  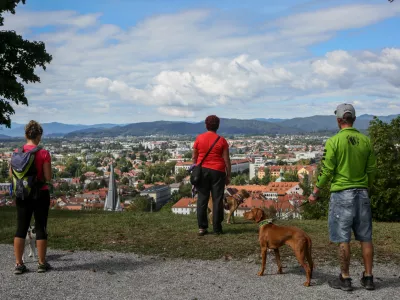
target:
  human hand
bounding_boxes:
[225,176,231,186]
[308,193,318,205]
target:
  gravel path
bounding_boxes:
[0,244,399,300]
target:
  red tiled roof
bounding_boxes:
[176,162,193,166]
[172,197,196,208]
[231,159,251,164]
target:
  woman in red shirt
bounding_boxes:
[192,115,231,235]
[13,121,52,274]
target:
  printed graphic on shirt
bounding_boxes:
[347,135,360,146]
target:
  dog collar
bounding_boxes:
[258,219,273,228]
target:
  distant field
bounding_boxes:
[1,207,399,263]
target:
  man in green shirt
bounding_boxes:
[309,103,377,291]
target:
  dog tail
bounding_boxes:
[306,236,314,275]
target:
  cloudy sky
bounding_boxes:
[3,0,400,124]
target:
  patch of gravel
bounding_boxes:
[0,244,399,300]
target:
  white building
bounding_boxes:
[140,185,171,210]
[249,163,264,180]
[231,159,251,174]
[169,183,182,194]
[172,197,197,215]
[174,162,193,174]
[294,151,322,160]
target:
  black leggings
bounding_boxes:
[15,190,50,240]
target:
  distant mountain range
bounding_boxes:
[0,114,397,138]
[254,114,399,132]
[0,122,123,138]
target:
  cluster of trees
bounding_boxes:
[137,162,176,184]
[0,161,9,183]
[368,117,400,221]
[56,156,103,178]
[0,0,52,127]
[125,195,155,212]
[115,157,132,173]
[171,183,192,203]
[248,167,300,186]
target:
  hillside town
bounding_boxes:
[0,133,326,219]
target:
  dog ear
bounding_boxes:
[254,208,264,223]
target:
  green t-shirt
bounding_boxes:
[316,127,377,192]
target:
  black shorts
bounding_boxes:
[15,190,50,240]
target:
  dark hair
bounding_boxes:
[340,112,355,125]
[205,115,220,131]
[25,120,43,140]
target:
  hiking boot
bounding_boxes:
[328,274,353,291]
[14,263,27,275]
[361,272,375,290]
[37,262,51,273]
[198,229,208,236]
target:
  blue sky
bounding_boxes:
[3,0,400,124]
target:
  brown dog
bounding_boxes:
[243,208,314,287]
[208,189,246,225]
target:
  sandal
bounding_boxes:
[198,229,208,236]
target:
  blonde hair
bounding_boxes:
[25,120,43,140]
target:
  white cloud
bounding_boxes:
[2,11,101,33]
[157,107,195,118]
[4,2,400,124]
[274,4,400,36]
[85,49,400,111]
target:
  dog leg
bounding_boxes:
[226,211,231,224]
[305,238,314,279]
[258,246,267,276]
[274,249,283,274]
[28,242,33,257]
[294,248,311,287]
[31,240,36,260]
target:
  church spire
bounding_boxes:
[104,164,120,211]
[275,167,285,182]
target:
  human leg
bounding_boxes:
[210,169,226,233]
[353,189,375,290]
[339,242,351,278]
[353,189,374,276]
[196,169,211,232]
[14,198,34,265]
[328,190,355,291]
[34,191,50,264]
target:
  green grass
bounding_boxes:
[1,207,399,264]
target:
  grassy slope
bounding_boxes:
[0,207,399,263]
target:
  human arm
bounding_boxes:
[43,151,52,183]
[222,146,231,185]
[366,145,377,189]
[43,162,52,182]
[309,139,336,203]
[192,148,199,165]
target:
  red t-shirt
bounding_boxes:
[193,131,229,173]
[16,145,51,190]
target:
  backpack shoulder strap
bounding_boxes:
[27,146,42,154]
